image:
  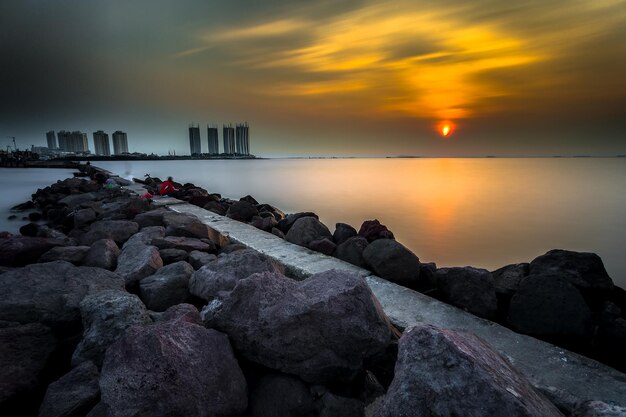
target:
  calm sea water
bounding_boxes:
[93,158,626,288]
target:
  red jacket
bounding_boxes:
[159,180,177,195]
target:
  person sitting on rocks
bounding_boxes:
[159,176,179,196]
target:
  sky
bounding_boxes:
[1,0,625,157]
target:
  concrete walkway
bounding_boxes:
[143,193,626,404]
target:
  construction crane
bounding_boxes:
[6,136,16,151]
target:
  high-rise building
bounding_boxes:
[112,131,129,154]
[235,122,250,155]
[46,130,57,149]
[207,124,219,155]
[93,130,111,156]
[57,130,70,151]
[189,124,201,155]
[223,124,235,154]
[67,131,89,153]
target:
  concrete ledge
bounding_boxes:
[144,195,626,404]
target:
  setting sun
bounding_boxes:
[442,125,450,136]
[438,121,455,137]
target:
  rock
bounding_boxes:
[157,303,202,325]
[277,212,319,234]
[333,222,357,245]
[309,238,336,255]
[151,236,215,253]
[11,200,35,211]
[318,393,365,417]
[100,320,247,417]
[59,193,98,209]
[248,373,316,417]
[138,261,194,311]
[0,261,125,333]
[570,400,626,417]
[188,250,217,270]
[28,211,43,221]
[190,248,285,301]
[81,220,139,246]
[0,322,58,411]
[362,239,420,284]
[39,245,91,265]
[20,222,40,237]
[219,243,248,254]
[132,208,167,228]
[0,236,66,267]
[115,244,163,285]
[358,220,394,242]
[37,361,100,417]
[164,222,210,239]
[83,239,120,270]
[418,262,438,290]
[375,324,564,417]
[85,402,108,417]
[205,269,392,383]
[493,263,530,295]
[72,290,151,367]
[226,200,259,222]
[508,274,593,339]
[74,208,97,229]
[250,216,278,232]
[162,211,200,228]
[37,225,73,241]
[158,248,188,264]
[530,249,614,292]
[240,194,259,205]
[257,204,286,221]
[203,200,227,215]
[286,217,332,247]
[188,194,218,208]
[334,236,369,268]
[436,267,498,319]
[272,227,285,239]
[122,226,165,248]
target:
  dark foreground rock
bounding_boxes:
[38,246,91,265]
[362,239,420,285]
[115,244,163,285]
[138,261,194,311]
[100,320,247,417]
[493,263,530,296]
[248,373,316,417]
[334,236,369,268]
[205,269,392,384]
[333,222,358,245]
[285,216,332,248]
[80,220,139,246]
[570,400,626,416]
[0,236,66,267]
[436,266,498,319]
[375,324,564,417]
[358,219,394,242]
[38,361,100,417]
[82,239,120,270]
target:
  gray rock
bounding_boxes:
[133,208,168,228]
[72,290,151,367]
[493,263,530,295]
[74,208,97,229]
[151,236,215,253]
[0,261,125,332]
[162,211,200,228]
[250,215,278,232]
[277,212,319,234]
[115,244,163,285]
[286,217,332,247]
[318,393,365,417]
[206,269,392,383]
[83,239,120,270]
[436,266,498,319]
[375,324,564,417]
[85,403,109,417]
[59,193,98,208]
[248,373,316,417]
[188,250,217,270]
[570,401,626,416]
[122,226,165,248]
[333,222,357,245]
[0,322,58,409]
[308,237,336,255]
[189,248,285,301]
[530,249,614,292]
[226,200,259,222]
[362,239,420,284]
[158,248,188,264]
[334,236,369,268]
[39,246,91,265]
[508,274,593,339]
[38,361,100,417]
[156,303,202,325]
[138,261,194,311]
[81,220,139,246]
[0,236,66,267]
[164,222,210,239]
[100,320,247,417]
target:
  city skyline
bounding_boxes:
[1,1,625,157]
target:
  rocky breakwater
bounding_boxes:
[0,173,623,416]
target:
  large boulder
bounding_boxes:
[318,393,365,417]
[375,324,564,417]
[362,239,420,284]
[358,219,394,242]
[226,200,259,222]
[248,373,316,417]
[37,361,100,417]
[0,236,65,267]
[115,244,163,285]
[164,222,211,239]
[0,261,125,333]
[0,322,58,412]
[80,220,139,246]
[308,238,336,255]
[277,212,319,234]
[436,267,498,319]
[39,246,91,265]
[333,222,357,245]
[151,235,215,253]
[74,208,97,229]
[83,239,120,270]
[188,250,217,270]
[132,208,168,228]
[205,269,392,383]
[190,248,284,301]
[158,248,188,264]
[529,249,614,292]
[493,263,530,296]
[72,290,151,367]
[59,192,98,209]
[286,217,332,247]
[570,401,626,417]
[334,236,369,268]
[162,211,200,228]
[508,274,593,339]
[100,320,247,417]
[122,226,165,248]
[138,261,194,311]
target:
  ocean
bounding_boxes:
[2,158,625,287]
